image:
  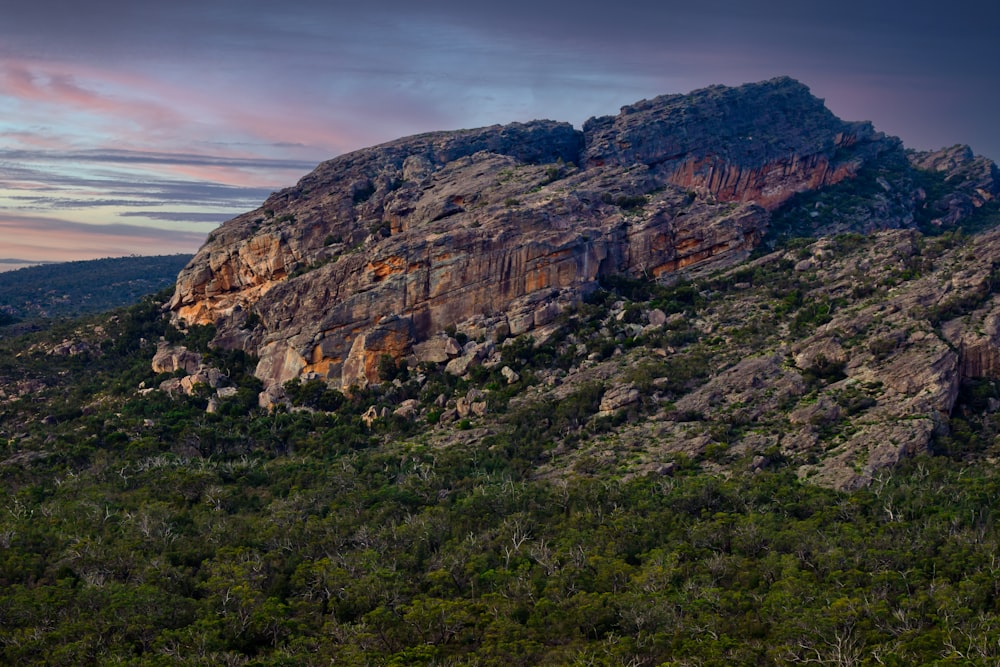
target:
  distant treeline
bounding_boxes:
[0,254,191,324]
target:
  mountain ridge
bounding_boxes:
[166,76,989,406]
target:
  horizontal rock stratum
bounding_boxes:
[165,77,984,402]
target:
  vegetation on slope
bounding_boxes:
[3,225,1000,664]
[0,254,191,329]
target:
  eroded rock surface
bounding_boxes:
[164,77,990,403]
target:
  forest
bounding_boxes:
[0,255,191,326]
[1,250,1000,665]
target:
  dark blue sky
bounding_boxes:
[1,0,997,262]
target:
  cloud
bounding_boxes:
[118,211,233,223]
[0,213,206,240]
[0,170,274,211]
[0,213,207,261]
[0,60,186,137]
[0,147,319,171]
[0,148,290,217]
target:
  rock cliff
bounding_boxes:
[582,76,886,209]
[164,77,993,402]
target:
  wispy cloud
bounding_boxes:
[0,213,207,261]
[0,148,318,171]
[0,213,209,240]
[118,211,233,223]
[0,144,297,251]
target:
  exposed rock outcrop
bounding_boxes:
[151,342,203,375]
[165,77,981,402]
[582,76,887,210]
[489,226,1000,490]
[909,144,1000,227]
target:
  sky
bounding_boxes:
[0,0,997,265]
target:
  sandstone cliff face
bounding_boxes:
[582,77,887,210]
[167,77,944,399]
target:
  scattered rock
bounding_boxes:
[599,383,640,416]
[647,309,667,326]
[501,366,520,384]
[151,342,203,375]
[48,340,93,356]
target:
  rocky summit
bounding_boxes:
[165,75,1000,474]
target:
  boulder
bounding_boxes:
[501,366,520,384]
[217,386,239,399]
[412,336,463,364]
[599,383,640,416]
[647,309,667,326]
[393,399,421,418]
[445,343,497,377]
[151,342,203,375]
[361,405,379,427]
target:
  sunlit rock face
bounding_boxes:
[166,77,907,398]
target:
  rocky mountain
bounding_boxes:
[168,78,933,395]
[8,78,1000,665]
[160,76,1000,487]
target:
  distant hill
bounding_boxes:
[0,254,191,325]
[0,259,51,273]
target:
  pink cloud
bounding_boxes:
[152,162,304,189]
[0,214,206,262]
[0,54,359,164]
[0,59,187,137]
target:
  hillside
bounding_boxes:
[3,226,1000,664]
[0,254,192,328]
[3,78,1000,664]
